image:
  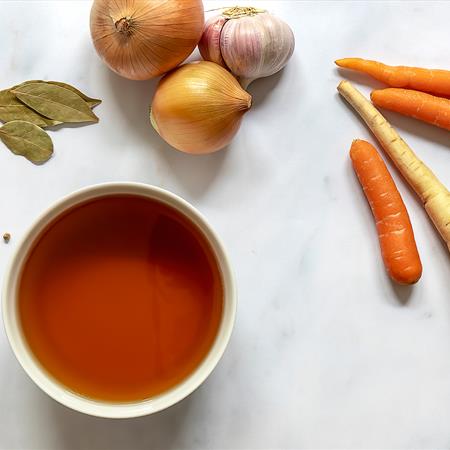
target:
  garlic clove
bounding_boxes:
[198,16,228,69]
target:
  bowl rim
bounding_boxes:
[1,182,237,418]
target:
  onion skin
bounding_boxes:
[90,0,204,80]
[151,61,252,154]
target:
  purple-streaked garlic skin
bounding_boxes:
[198,16,228,69]
[220,12,295,89]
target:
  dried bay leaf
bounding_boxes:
[0,87,61,127]
[47,82,102,108]
[0,105,55,127]
[12,82,99,123]
[10,80,43,90]
[0,80,101,165]
[0,88,19,103]
[12,81,101,108]
[0,120,53,164]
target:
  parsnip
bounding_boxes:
[338,80,450,251]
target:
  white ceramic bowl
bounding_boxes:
[2,182,236,418]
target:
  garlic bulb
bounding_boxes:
[150,61,251,154]
[90,0,204,80]
[199,7,295,89]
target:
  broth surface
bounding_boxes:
[19,196,223,402]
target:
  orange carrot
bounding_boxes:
[371,88,450,131]
[350,139,422,284]
[336,58,450,97]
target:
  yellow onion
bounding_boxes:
[150,61,252,154]
[90,0,204,80]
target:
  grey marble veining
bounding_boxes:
[0,1,450,449]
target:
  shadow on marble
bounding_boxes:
[388,280,413,306]
[150,142,230,200]
[335,67,385,90]
[383,110,450,149]
[246,69,284,109]
[103,68,228,199]
[41,383,202,450]
[48,121,99,131]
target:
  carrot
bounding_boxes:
[337,80,450,252]
[371,88,450,131]
[335,58,450,97]
[350,139,422,284]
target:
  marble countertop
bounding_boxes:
[1,1,450,449]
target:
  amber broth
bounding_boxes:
[19,195,223,402]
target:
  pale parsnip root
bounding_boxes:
[338,80,450,252]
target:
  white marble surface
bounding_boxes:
[1,1,450,448]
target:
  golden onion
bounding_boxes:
[90,0,204,80]
[150,61,252,154]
